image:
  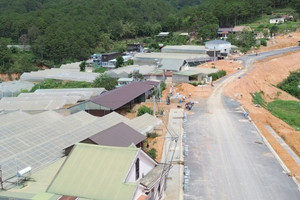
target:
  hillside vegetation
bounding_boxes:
[0,0,298,72]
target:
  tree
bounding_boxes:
[198,24,219,40]
[0,38,13,72]
[80,61,86,72]
[116,56,124,68]
[93,74,117,90]
[137,105,153,116]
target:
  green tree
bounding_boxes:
[0,38,13,72]
[80,61,86,72]
[116,56,124,68]
[137,105,153,116]
[93,74,117,90]
[198,24,219,40]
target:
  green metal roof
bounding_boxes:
[47,143,139,200]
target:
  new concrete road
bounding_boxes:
[183,46,300,200]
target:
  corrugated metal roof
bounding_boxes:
[89,122,146,147]
[205,39,231,45]
[160,59,185,71]
[126,113,162,135]
[90,82,153,110]
[134,52,210,60]
[0,81,34,98]
[173,68,219,76]
[47,143,139,200]
[162,45,206,51]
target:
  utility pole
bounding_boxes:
[0,165,3,190]
[153,95,156,116]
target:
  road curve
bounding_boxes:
[183,46,300,200]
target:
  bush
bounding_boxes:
[209,70,227,81]
[147,132,160,138]
[148,148,157,159]
[277,70,300,99]
[137,105,153,116]
[93,74,117,90]
[260,38,267,46]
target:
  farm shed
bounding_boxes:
[161,45,206,54]
[69,81,159,116]
[172,68,219,83]
[205,40,232,56]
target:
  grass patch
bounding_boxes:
[251,91,267,108]
[267,100,300,131]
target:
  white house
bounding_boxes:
[205,39,231,55]
[270,18,285,24]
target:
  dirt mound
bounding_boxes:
[175,83,196,96]
[258,31,300,52]
[224,50,300,176]
[197,59,244,75]
[162,83,196,100]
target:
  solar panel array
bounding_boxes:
[0,111,130,183]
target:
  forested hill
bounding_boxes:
[0,0,297,69]
[0,0,175,64]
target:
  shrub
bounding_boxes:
[148,148,157,159]
[147,132,160,138]
[277,70,300,99]
[137,105,153,116]
[209,70,227,81]
[260,38,267,46]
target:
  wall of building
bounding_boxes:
[126,151,157,183]
[172,74,189,83]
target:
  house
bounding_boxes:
[205,39,232,58]
[64,122,147,156]
[270,17,285,24]
[217,28,233,39]
[47,143,169,200]
[117,77,134,87]
[281,15,293,21]
[101,52,121,68]
[157,32,169,37]
[128,43,144,53]
[231,26,251,33]
[68,81,159,116]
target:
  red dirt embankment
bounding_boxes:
[224,51,300,177]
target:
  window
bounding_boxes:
[135,158,140,180]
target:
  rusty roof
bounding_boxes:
[89,122,146,147]
[90,81,154,110]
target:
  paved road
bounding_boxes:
[184,46,300,200]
